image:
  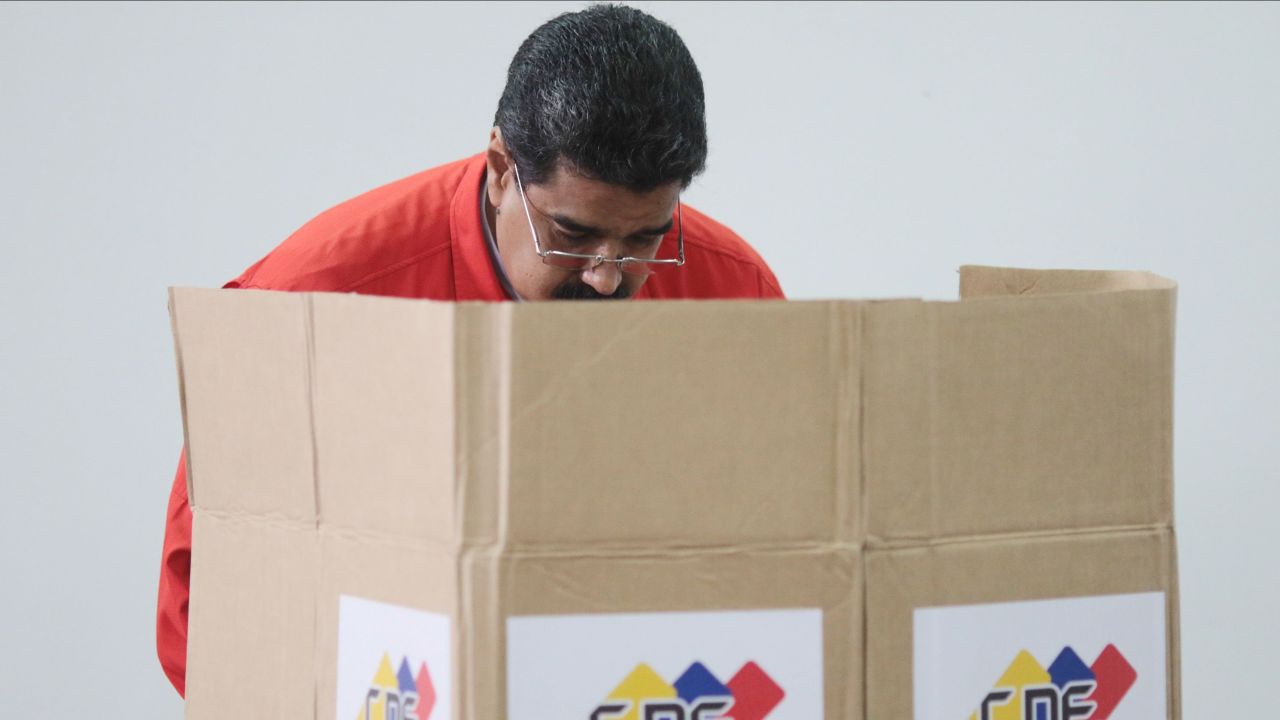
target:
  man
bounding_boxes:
[156,3,783,696]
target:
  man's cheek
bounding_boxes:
[623,275,648,299]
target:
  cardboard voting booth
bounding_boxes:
[170,265,1179,719]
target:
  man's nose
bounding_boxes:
[580,257,624,296]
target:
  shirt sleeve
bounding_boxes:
[156,448,191,697]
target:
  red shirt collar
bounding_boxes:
[448,154,512,302]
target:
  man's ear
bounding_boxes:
[485,128,513,208]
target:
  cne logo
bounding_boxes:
[591,660,785,720]
[968,644,1137,720]
[356,653,436,720]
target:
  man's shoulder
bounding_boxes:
[680,204,771,268]
[230,155,482,293]
[644,204,784,299]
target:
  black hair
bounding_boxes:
[494,3,707,192]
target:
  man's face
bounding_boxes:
[485,134,681,301]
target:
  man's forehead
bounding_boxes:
[526,164,680,228]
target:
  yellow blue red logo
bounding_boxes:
[969,644,1137,720]
[356,653,436,720]
[591,660,784,720]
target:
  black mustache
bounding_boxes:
[549,281,633,300]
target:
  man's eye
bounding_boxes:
[555,230,591,244]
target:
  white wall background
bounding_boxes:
[1,2,1275,716]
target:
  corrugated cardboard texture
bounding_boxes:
[860,266,1179,720]
[502,300,859,548]
[864,529,1179,719]
[184,513,318,718]
[314,540,458,716]
[170,288,316,521]
[310,293,462,717]
[170,289,464,718]
[863,282,1174,541]
[310,293,456,544]
[452,303,513,717]
[959,265,1176,299]
[171,266,1178,720]
[497,549,861,717]
[456,300,861,717]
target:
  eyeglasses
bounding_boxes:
[511,162,686,276]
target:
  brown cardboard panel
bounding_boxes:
[494,548,861,719]
[184,512,318,719]
[960,265,1176,299]
[170,287,316,520]
[858,299,931,544]
[170,268,1179,720]
[312,532,459,720]
[864,529,1178,719]
[454,303,513,550]
[502,300,860,549]
[864,285,1174,541]
[310,293,456,543]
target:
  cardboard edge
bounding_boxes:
[837,300,862,548]
[453,302,514,720]
[1167,526,1183,720]
[169,286,210,509]
[168,287,194,506]
[302,291,324,720]
[958,265,1177,300]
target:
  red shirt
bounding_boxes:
[156,153,784,696]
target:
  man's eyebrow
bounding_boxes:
[551,213,675,238]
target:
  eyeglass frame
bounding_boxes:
[510,161,686,275]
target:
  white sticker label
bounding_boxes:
[337,595,452,720]
[913,592,1167,720]
[507,608,823,720]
